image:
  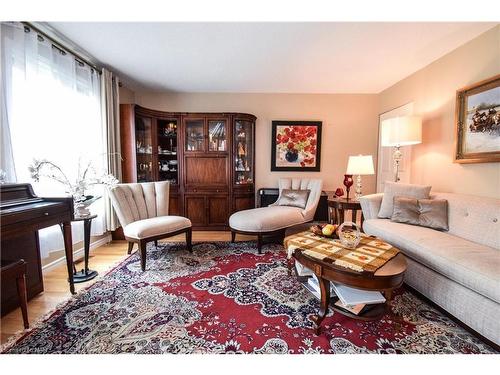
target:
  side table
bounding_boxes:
[328,198,364,228]
[60,214,98,283]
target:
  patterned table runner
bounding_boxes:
[284,230,400,273]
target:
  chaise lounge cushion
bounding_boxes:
[229,206,306,232]
[363,218,500,303]
[124,216,191,240]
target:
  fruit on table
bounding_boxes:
[322,224,336,236]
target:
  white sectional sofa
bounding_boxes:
[360,192,500,345]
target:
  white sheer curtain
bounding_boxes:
[1,22,107,258]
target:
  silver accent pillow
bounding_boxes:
[391,196,449,231]
[276,189,310,209]
[378,181,432,219]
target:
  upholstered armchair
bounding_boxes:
[108,181,192,271]
[229,178,323,253]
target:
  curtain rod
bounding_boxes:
[22,21,103,75]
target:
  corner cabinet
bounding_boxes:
[120,105,256,230]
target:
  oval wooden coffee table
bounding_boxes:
[284,224,407,334]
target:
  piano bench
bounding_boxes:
[1,259,29,329]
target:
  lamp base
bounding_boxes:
[393,146,402,182]
[354,175,363,200]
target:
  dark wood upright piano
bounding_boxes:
[1,183,75,316]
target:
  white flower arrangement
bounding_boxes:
[28,158,119,216]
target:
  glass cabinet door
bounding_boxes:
[157,119,178,185]
[234,119,254,185]
[135,115,153,182]
[208,120,227,152]
[185,119,204,152]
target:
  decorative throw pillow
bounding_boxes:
[391,197,449,231]
[378,181,432,219]
[276,189,310,209]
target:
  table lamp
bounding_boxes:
[346,154,375,200]
[381,115,422,182]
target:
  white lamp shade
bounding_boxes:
[381,115,422,147]
[346,155,375,175]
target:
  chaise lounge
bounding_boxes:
[229,178,323,253]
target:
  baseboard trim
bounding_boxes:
[42,234,112,273]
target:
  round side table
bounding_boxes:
[60,214,99,283]
[328,198,364,228]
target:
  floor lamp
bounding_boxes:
[381,116,422,182]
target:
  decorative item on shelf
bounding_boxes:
[381,115,422,182]
[236,157,245,171]
[454,74,500,163]
[271,121,322,171]
[160,162,169,172]
[168,160,178,172]
[209,121,226,151]
[28,158,118,217]
[343,174,354,201]
[136,141,152,154]
[237,128,246,139]
[163,122,177,136]
[238,141,246,157]
[310,223,339,238]
[346,154,375,200]
[0,169,6,184]
[338,221,361,249]
[334,187,344,198]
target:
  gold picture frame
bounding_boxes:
[454,74,500,164]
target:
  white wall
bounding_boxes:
[379,25,500,199]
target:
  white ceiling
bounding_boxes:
[50,22,496,93]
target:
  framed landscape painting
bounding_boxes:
[454,74,500,163]
[271,121,322,171]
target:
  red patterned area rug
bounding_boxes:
[1,241,496,354]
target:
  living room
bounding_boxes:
[1,0,499,371]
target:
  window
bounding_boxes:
[1,22,107,258]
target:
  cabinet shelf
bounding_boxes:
[158,153,177,157]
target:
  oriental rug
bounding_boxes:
[1,241,496,354]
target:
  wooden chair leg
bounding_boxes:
[127,242,134,255]
[16,274,29,329]
[139,240,147,271]
[154,240,159,248]
[257,234,263,254]
[186,227,193,253]
[279,229,286,244]
[231,230,236,243]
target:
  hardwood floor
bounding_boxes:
[0,231,254,345]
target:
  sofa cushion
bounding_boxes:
[391,197,449,231]
[378,182,431,219]
[124,216,191,239]
[229,206,305,232]
[363,219,500,303]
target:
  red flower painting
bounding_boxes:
[272,121,322,171]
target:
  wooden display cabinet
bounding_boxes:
[120,105,256,229]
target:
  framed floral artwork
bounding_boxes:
[454,74,500,164]
[271,121,322,171]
